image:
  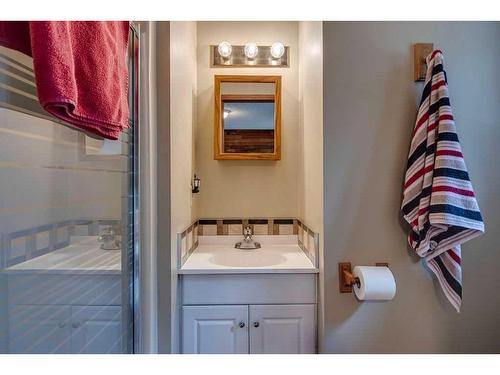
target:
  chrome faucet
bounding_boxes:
[235,225,261,250]
[243,225,253,242]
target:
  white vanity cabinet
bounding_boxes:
[182,303,316,354]
[180,273,317,354]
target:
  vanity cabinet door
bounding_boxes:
[182,305,248,354]
[249,304,316,354]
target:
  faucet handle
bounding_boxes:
[243,225,252,236]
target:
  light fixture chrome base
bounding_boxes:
[211,45,289,68]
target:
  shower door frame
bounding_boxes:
[125,20,163,355]
[128,21,140,354]
[133,21,169,354]
[118,20,161,354]
[117,20,174,355]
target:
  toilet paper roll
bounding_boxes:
[353,266,396,301]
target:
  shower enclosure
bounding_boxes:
[0,23,140,353]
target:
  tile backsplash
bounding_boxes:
[198,218,298,236]
[297,220,319,267]
[178,221,199,267]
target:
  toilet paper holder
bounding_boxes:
[339,262,389,293]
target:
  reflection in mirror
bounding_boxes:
[222,95,275,153]
[214,76,281,160]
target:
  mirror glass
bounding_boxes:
[214,76,281,160]
[222,82,275,154]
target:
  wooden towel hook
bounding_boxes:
[413,43,434,82]
[344,268,360,288]
[338,262,359,293]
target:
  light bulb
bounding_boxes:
[223,109,231,119]
[270,42,285,59]
[244,43,259,59]
[217,42,232,59]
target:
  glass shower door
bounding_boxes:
[0,24,139,354]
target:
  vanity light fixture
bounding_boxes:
[211,44,289,67]
[192,174,201,194]
[244,43,259,59]
[217,41,232,59]
[270,42,285,59]
[223,109,231,119]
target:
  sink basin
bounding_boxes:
[209,250,286,267]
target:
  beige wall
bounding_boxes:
[170,22,197,233]
[169,21,197,353]
[323,22,500,353]
[298,21,323,237]
[298,21,324,349]
[195,22,299,218]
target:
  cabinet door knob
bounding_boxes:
[253,322,260,328]
[72,322,81,329]
[58,322,66,328]
[238,322,245,328]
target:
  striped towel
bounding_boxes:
[401,50,485,312]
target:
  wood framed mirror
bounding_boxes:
[214,75,281,160]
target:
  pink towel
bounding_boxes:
[0,21,130,140]
[0,22,32,55]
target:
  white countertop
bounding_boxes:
[3,236,121,275]
[179,235,317,274]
